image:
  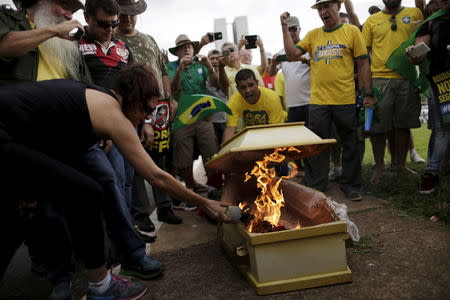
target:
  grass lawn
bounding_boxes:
[361,124,449,225]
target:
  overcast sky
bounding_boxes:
[1,0,419,61]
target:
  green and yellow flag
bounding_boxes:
[385,9,449,95]
[172,94,232,132]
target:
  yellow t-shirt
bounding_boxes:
[225,63,264,98]
[296,24,367,105]
[28,19,67,81]
[274,71,286,109]
[227,87,287,127]
[274,71,285,98]
[362,7,423,79]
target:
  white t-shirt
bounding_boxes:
[277,49,311,108]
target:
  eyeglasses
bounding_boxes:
[95,19,120,29]
[288,26,300,32]
[389,15,397,31]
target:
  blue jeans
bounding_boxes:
[106,145,135,210]
[425,94,450,174]
[83,145,144,264]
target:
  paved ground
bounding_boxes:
[1,182,449,299]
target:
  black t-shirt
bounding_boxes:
[416,16,450,75]
[0,79,112,162]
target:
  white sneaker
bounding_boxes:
[410,149,425,163]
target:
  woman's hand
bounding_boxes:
[201,199,231,223]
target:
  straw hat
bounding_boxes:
[117,0,147,16]
[311,0,345,9]
[168,34,199,55]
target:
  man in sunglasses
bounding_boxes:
[80,0,132,88]
[362,0,424,184]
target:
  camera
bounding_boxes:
[208,32,223,42]
[244,35,258,49]
[69,28,84,40]
[276,54,288,62]
[192,56,199,62]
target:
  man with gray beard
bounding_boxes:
[0,0,91,86]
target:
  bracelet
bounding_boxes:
[281,22,288,27]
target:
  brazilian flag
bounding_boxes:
[172,94,232,132]
[385,9,449,96]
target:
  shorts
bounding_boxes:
[173,120,218,169]
[371,78,421,134]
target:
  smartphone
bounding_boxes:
[69,27,84,40]
[276,54,288,62]
[208,32,223,42]
[244,35,258,49]
[409,42,430,58]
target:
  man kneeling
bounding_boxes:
[222,69,286,143]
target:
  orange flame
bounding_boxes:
[241,147,301,232]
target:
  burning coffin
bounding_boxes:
[206,123,352,295]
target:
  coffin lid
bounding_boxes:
[206,122,336,173]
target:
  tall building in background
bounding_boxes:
[232,16,248,45]
[214,18,228,50]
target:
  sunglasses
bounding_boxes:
[288,26,300,32]
[96,19,120,29]
[389,15,397,31]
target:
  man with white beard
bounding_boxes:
[0,0,91,85]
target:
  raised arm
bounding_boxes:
[194,32,213,55]
[256,37,267,75]
[280,12,305,59]
[415,0,425,14]
[344,0,362,28]
[0,19,82,58]
[200,55,220,89]
[218,56,230,94]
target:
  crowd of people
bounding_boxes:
[0,0,448,299]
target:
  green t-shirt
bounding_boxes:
[167,60,209,98]
[115,31,167,97]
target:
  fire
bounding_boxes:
[240,147,301,233]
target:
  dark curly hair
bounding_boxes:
[114,64,161,116]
